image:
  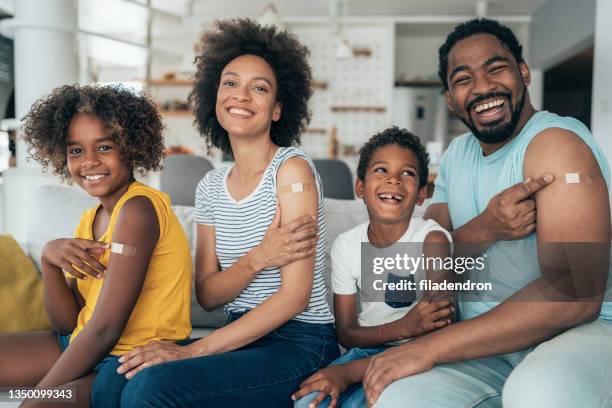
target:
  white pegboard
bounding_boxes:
[290,22,394,159]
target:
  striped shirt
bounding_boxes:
[194,146,334,324]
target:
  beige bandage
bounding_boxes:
[565,172,580,184]
[279,182,314,194]
[563,172,596,184]
[110,242,137,256]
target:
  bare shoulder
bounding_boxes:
[525,127,603,179]
[276,156,315,182]
[117,196,158,224]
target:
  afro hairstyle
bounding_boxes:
[190,18,312,156]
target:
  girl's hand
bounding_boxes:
[250,204,319,271]
[117,341,198,379]
[42,238,109,279]
[291,365,353,408]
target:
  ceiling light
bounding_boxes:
[258,3,285,29]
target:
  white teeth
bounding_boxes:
[84,174,105,181]
[474,99,504,113]
[378,193,403,201]
[228,107,254,117]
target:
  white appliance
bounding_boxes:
[393,86,448,165]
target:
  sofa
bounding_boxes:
[0,183,428,407]
[21,183,430,337]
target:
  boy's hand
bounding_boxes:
[42,238,108,279]
[396,299,454,338]
[291,365,353,408]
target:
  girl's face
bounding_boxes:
[215,54,282,140]
[66,114,133,202]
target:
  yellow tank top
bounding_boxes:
[70,182,192,355]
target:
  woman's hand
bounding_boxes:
[291,365,353,408]
[249,204,319,271]
[117,341,198,379]
[42,238,108,279]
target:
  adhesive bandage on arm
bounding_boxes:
[565,172,580,184]
[279,182,314,194]
[109,242,137,256]
[563,172,596,184]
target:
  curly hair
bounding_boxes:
[190,19,312,156]
[22,84,165,181]
[438,18,524,90]
[357,127,430,188]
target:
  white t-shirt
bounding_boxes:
[331,217,452,328]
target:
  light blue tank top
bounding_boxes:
[431,111,611,321]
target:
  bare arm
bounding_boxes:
[40,238,107,334]
[195,210,317,310]
[194,223,257,310]
[336,231,453,348]
[190,157,320,355]
[424,174,551,256]
[36,196,159,388]
[363,130,610,402]
[429,128,609,360]
[40,262,81,335]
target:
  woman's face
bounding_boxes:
[215,54,282,140]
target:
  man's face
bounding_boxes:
[444,33,530,145]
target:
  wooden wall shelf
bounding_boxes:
[330,106,387,113]
[160,110,193,117]
[148,79,194,86]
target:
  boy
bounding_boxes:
[292,127,454,408]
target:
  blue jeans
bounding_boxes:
[374,320,612,408]
[294,346,388,408]
[92,313,339,408]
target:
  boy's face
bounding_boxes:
[355,144,426,224]
[66,114,132,202]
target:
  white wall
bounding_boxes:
[395,34,445,82]
[529,0,596,70]
[1,0,78,242]
[591,0,612,162]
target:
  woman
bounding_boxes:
[92,19,339,407]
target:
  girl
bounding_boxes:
[93,19,339,407]
[0,85,193,407]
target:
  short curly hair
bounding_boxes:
[357,127,429,188]
[438,18,524,90]
[190,19,312,156]
[22,84,165,181]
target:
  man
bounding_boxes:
[363,18,612,407]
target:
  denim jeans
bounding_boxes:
[294,346,388,408]
[374,320,612,408]
[92,312,339,408]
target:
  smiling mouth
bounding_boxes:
[82,174,108,183]
[227,107,254,117]
[378,193,404,204]
[473,98,505,114]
